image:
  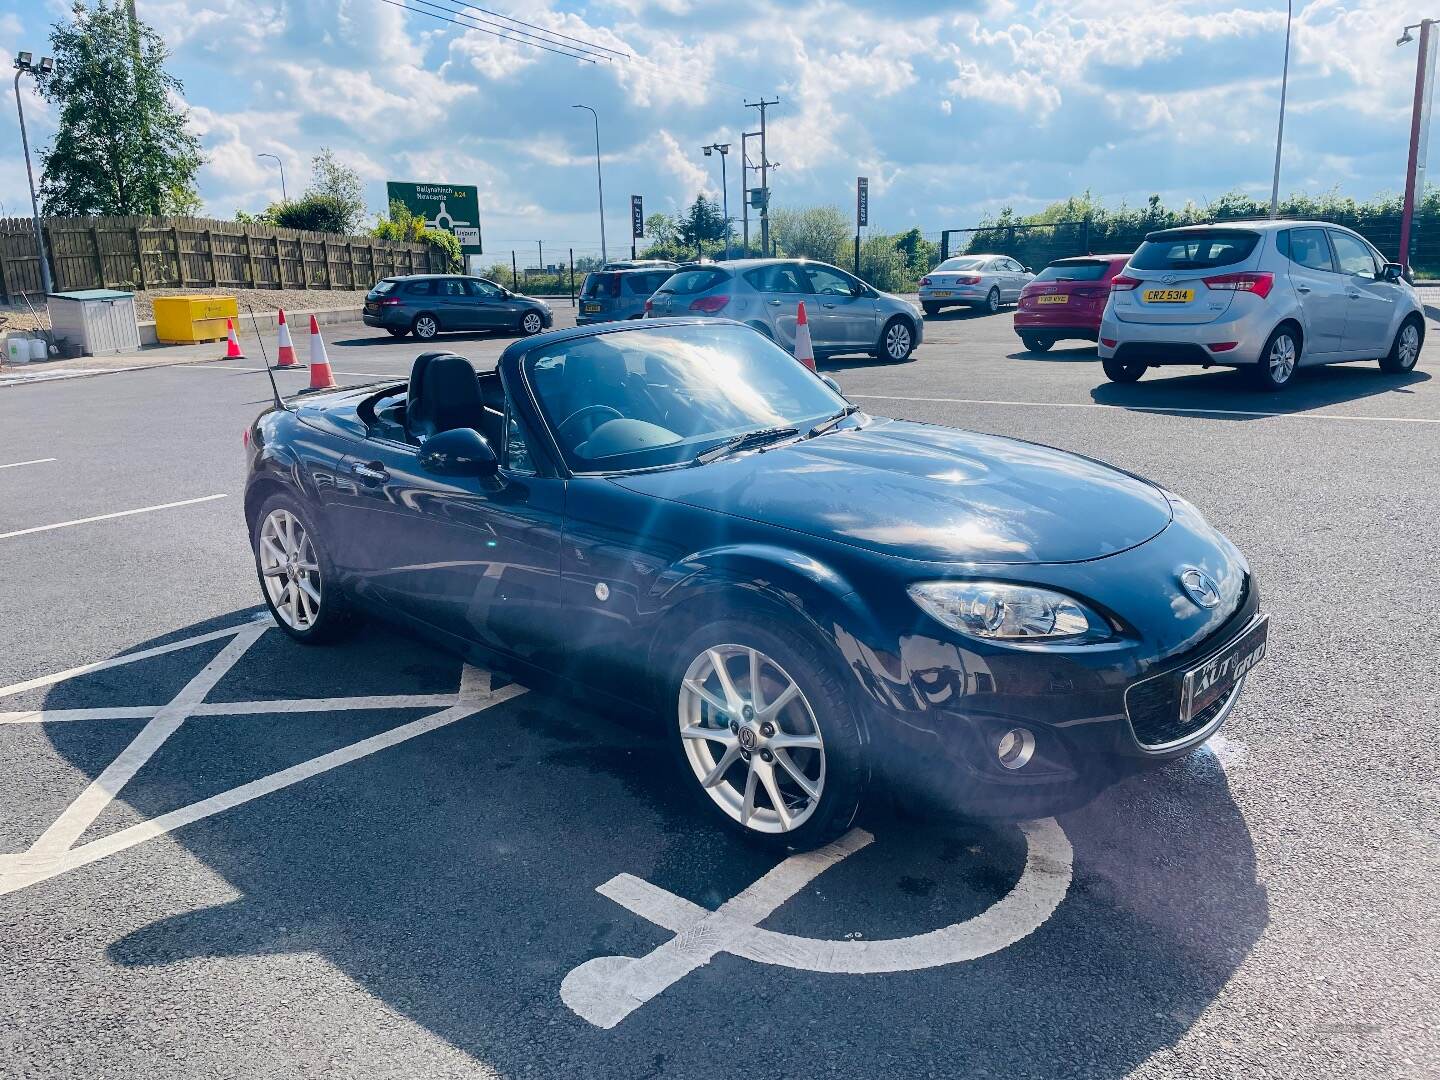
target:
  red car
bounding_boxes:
[1014,254,1130,352]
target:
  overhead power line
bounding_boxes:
[429,0,629,58]
[375,0,600,63]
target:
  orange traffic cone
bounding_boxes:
[273,308,300,368]
[793,300,816,371]
[307,315,336,390]
[223,318,245,360]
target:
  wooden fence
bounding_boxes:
[0,215,446,303]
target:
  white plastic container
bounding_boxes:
[5,335,31,365]
[30,337,49,361]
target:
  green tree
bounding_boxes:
[675,194,729,259]
[770,206,849,264]
[306,148,366,233]
[38,0,204,216]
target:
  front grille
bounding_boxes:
[1125,672,1234,749]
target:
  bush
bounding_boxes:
[272,194,353,234]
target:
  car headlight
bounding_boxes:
[907,581,1109,643]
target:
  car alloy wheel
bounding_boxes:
[1382,320,1421,373]
[413,315,438,340]
[258,508,321,631]
[1267,333,1296,383]
[884,320,914,361]
[678,644,825,834]
[521,311,544,335]
[986,287,1000,313]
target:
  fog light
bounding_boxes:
[996,728,1036,771]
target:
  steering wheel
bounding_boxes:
[557,404,623,443]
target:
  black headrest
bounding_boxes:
[407,352,483,440]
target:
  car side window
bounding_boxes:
[441,279,468,297]
[1330,232,1378,280]
[743,264,810,294]
[1281,228,1334,272]
[805,266,856,297]
[468,279,504,299]
[502,405,537,476]
[406,280,434,296]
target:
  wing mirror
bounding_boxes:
[1379,262,1405,284]
[418,428,500,479]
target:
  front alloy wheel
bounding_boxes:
[520,310,544,335]
[257,508,322,632]
[882,319,915,361]
[1380,319,1422,374]
[679,644,826,834]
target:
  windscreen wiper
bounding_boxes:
[694,426,800,464]
[805,405,860,439]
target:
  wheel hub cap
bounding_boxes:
[258,508,321,631]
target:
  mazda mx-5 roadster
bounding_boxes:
[244,318,1268,848]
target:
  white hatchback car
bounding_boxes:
[1097,221,1423,391]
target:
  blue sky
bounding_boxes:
[0,0,1421,261]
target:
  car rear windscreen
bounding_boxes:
[582,273,620,298]
[1034,260,1109,282]
[656,268,729,295]
[1130,230,1260,271]
[936,257,986,272]
[371,280,397,294]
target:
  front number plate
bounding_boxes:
[1142,288,1195,303]
[1182,616,1268,722]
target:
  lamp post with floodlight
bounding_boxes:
[1398,19,1439,273]
[1268,0,1293,218]
[13,51,55,297]
[257,153,288,203]
[572,105,607,264]
[702,143,731,260]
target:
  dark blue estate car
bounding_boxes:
[244,319,1267,848]
[363,274,553,341]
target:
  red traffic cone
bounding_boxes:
[307,315,336,390]
[223,318,245,360]
[273,308,301,368]
[793,300,816,371]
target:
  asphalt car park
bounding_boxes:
[2,305,1438,1079]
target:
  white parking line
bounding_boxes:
[0,493,228,541]
[852,394,1440,425]
[0,457,57,470]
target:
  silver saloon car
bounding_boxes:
[918,254,1035,315]
[643,259,925,361]
[1097,221,1423,391]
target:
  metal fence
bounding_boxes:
[0,215,446,303]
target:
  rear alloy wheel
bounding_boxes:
[985,287,1001,314]
[670,618,866,849]
[1380,318,1422,374]
[1250,326,1300,391]
[412,314,439,341]
[1020,335,1053,353]
[252,495,351,643]
[1102,356,1146,383]
[881,318,916,361]
[520,310,545,336]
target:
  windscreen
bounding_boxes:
[656,268,729,295]
[525,323,845,473]
[1130,230,1260,271]
[1034,260,1109,282]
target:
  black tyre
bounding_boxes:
[386,327,407,338]
[1102,355,1146,383]
[922,301,941,316]
[984,287,1001,314]
[879,317,916,361]
[518,310,545,336]
[1380,317,1422,374]
[667,614,868,851]
[411,313,440,341]
[1249,324,1300,391]
[250,492,354,644]
[1020,335,1053,353]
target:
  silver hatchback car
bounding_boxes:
[1098,221,1423,391]
[643,259,925,361]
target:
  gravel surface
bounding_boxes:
[1,309,1437,1080]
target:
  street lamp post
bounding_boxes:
[572,105,607,264]
[1268,0,1293,218]
[12,52,55,297]
[257,153,288,202]
[1398,19,1439,272]
[702,143,731,261]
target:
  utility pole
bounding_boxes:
[1398,19,1438,273]
[741,131,758,258]
[12,52,54,296]
[1268,0,1293,218]
[745,98,778,256]
[537,240,543,277]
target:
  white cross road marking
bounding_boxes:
[561,818,1073,1029]
[0,619,524,897]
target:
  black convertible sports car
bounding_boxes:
[244,318,1267,848]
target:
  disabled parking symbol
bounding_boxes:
[561,818,1073,1028]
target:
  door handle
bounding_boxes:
[768,299,783,306]
[1294,284,1311,294]
[822,303,836,309]
[1347,290,1362,299]
[352,461,388,483]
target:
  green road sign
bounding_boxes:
[386,181,483,255]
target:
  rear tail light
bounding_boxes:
[644,298,653,314]
[957,275,982,285]
[1110,275,1141,292]
[379,297,402,306]
[689,294,730,314]
[1207,342,1239,352]
[1101,337,1118,348]
[1203,271,1274,299]
[242,427,250,449]
[919,276,932,286]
